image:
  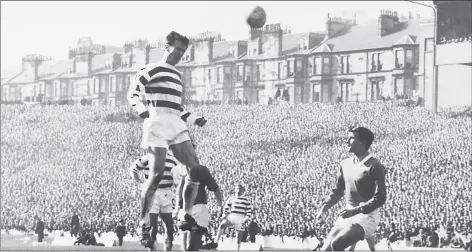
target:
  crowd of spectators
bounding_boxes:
[1,101,471,249]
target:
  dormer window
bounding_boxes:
[298,38,308,50]
[68,62,74,73]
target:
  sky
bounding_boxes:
[1,1,434,70]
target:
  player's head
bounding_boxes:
[235,184,246,196]
[347,126,374,153]
[164,31,189,65]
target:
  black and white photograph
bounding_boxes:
[1,0,471,251]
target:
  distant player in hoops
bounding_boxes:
[129,151,179,251]
[127,31,210,249]
[214,184,253,251]
[316,126,387,251]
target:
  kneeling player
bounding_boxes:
[215,184,253,251]
[130,151,178,251]
[175,165,223,251]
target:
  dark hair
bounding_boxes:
[349,126,375,150]
[166,31,190,47]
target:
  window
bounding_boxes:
[237,65,243,81]
[87,80,91,95]
[394,78,403,95]
[207,69,212,83]
[308,57,314,76]
[405,78,415,96]
[287,60,294,77]
[2,86,7,101]
[425,38,434,52]
[322,57,330,74]
[257,64,262,81]
[405,49,413,68]
[314,57,322,75]
[109,77,115,92]
[295,59,303,77]
[55,82,60,96]
[278,62,284,79]
[341,56,350,74]
[224,66,232,82]
[339,82,352,102]
[370,53,383,71]
[245,65,252,81]
[100,78,106,93]
[298,39,308,50]
[395,50,404,68]
[370,53,377,71]
[93,79,98,93]
[217,67,223,84]
[70,82,75,96]
[117,76,123,91]
[378,53,383,70]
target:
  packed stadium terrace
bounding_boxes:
[1,101,471,248]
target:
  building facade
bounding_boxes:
[2,8,469,107]
[432,0,472,108]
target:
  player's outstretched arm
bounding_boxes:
[179,106,206,127]
[127,71,148,118]
[129,161,141,182]
[222,197,233,217]
[322,166,346,210]
[358,163,387,214]
[174,176,186,213]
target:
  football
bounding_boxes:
[246,6,267,29]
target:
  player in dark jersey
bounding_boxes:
[316,126,387,251]
[175,162,223,251]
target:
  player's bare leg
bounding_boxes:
[140,147,166,247]
[169,140,204,231]
[349,233,375,251]
[328,224,365,251]
[349,242,356,251]
[159,213,175,251]
[321,227,342,251]
[180,230,189,251]
[215,219,231,245]
[366,235,376,251]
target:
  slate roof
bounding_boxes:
[311,19,424,53]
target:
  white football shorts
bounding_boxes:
[334,207,380,239]
[227,213,247,231]
[178,204,210,228]
[140,114,190,149]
